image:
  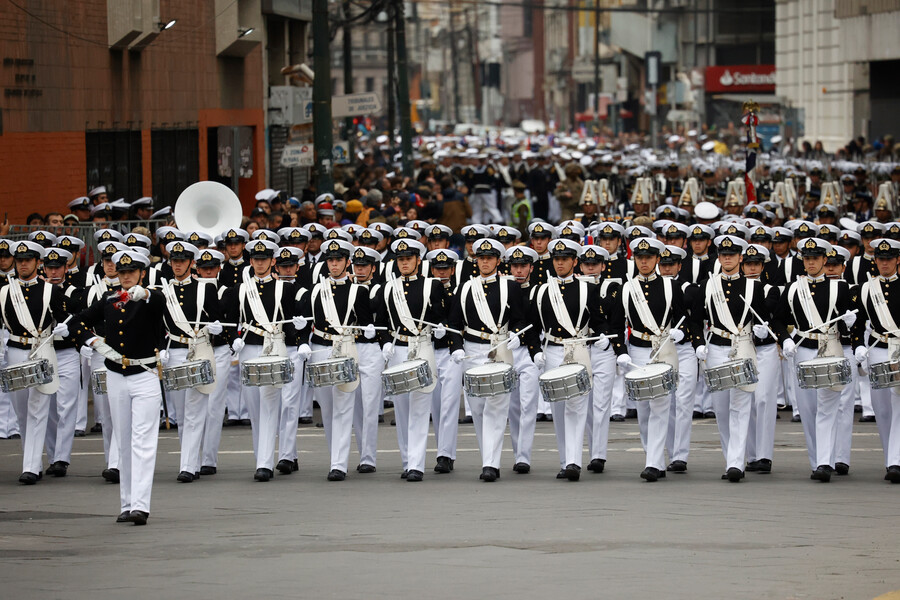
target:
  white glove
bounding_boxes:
[52,322,69,338]
[507,331,521,350]
[781,338,797,358]
[753,323,770,339]
[451,349,466,364]
[595,333,610,351]
[292,316,308,330]
[231,337,245,355]
[159,349,170,367]
[617,353,633,368]
[669,328,685,344]
[382,342,395,361]
[127,285,149,302]
[842,310,857,328]
[298,343,312,361]
[533,351,546,370]
[79,344,93,359]
[854,345,868,363]
[433,324,447,339]
[695,345,708,361]
[363,323,377,340]
[207,320,223,336]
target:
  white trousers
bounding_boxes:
[91,351,119,469]
[201,345,234,468]
[278,348,303,463]
[546,345,589,468]
[387,344,432,473]
[106,370,161,514]
[833,346,858,466]
[610,367,627,417]
[746,343,780,463]
[857,370,874,417]
[793,346,841,469]
[431,347,462,460]
[310,343,355,473]
[166,347,210,474]
[226,359,248,420]
[6,347,51,474]
[586,344,617,461]
[239,344,283,471]
[707,343,753,471]
[628,345,671,471]
[75,352,90,431]
[867,346,900,467]
[463,340,510,469]
[352,342,383,468]
[508,345,539,465]
[782,354,801,417]
[45,347,80,464]
[666,343,697,464]
[469,190,503,225]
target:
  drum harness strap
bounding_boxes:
[311,277,359,351]
[388,278,430,355]
[789,277,838,350]
[240,276,285,355]
[162,279,207,350]
[1,279,52,346]
[537,277,588,345]
[862,279,900,350]
[463,278,508,343]
[623,276,671,343]
[705,276,753,342]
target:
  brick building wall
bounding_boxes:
[0,0,265,222]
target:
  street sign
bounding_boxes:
[645,51,661,86]
[332,92,382,118]
[280,143,314,168]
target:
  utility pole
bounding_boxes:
[464,8,481,123]
[394,0,414,177]
[387,7,396,149]
[343,0,354,158]
[449,7,461,122]
[312,0,333,193]
[593,0,600,129]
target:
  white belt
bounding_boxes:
[167,332,195,344]
[7,334,40,345]
[545,333,583,344]
[314,330,353,341]
[465,327,495,341]
[243,323,281,337]
[798,331,832,341]
[709,326,745,340]
[114,356,159,368]
[630,329,662,342]
[871,331,899,344]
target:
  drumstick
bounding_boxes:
[796,309,859,337]
[30,315,73,360]
[413,319,464,336]
[648,316,686,363]
[738,295,779,341]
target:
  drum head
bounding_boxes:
[800,358,844,367]
[539,364,585,381]
[383,359,427,375]
[625,362,671,380]
[466,363,512,377]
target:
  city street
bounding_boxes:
[0,410,898,600]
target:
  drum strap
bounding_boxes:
[791,277,835,335]
[864,279,900,336]
[705,276,752,335]
[470,278,506,334]
[6,279,47,338]
[388,278,428,334]
[624,277,670,336]
[163,280,203,339]
[243,278,282,335]
[546,278,587,338]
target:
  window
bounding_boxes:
[523,6,533,37]
[85,130,142,201]
[365,77,375,92]
[151,129,199,208]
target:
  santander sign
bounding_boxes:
[705,65,776,93]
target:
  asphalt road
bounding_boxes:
[0,410,898,600]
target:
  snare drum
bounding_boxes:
[241,357,295,387]
[538,364,591,402]
[625,362,676,402]
[463,363,517,398]
[304,357,358,388]
[163,359,214,391]
[704,358,758,392]
[869,360,900,389]
[382,359,433,396]
[0,359,54,393]
[797,357,851,390]
[91,368,107,395]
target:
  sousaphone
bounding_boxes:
[174,181,243,237]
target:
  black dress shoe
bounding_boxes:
[640,467,660,482]
[625,409,637,419]
[565,464,581,481]
[390,419,396,426]
[240,419,252,426]
[254,468,273,482]
[18,472,38,485]
[128,510,149,526]
[176,471,194,483]
[480,467,497,482]
[199,466,217,476]
[293,459,299,472]
[745,460,760,472]
[383,400,394,408]
[834,462,849,475]
[535,413,548,422]
[757,459,772,473]
[406,470,424,482]
[8,433,20,439]
[692,410,704,419]
[458,416,473,424]
[298,417,313,425]
[886,465,900,483]
[357,464,376,474]
[434,456,451,473]
[556,468,567,479]
[513,462,531,474]
[401,470,408,479]
[810,465,832,482]
[859,415,876,423]
[47,461,69,477]
[316,422,324,428]
[223,418,240,427]
[90,423,102,433]
[777,404,788,411]
[610,414,625,422]
[704,411,716,419]
[853,405,862,413]
[116,511,131,523]
[74,429,85,437]
[327,469,346,481]
[667,460,687,473]
[276,459,294,475]
[587,458,606,473]
[102,468,120,483]
[726,467,743,482]
[791,415,802,423]
[378,415,384,423]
